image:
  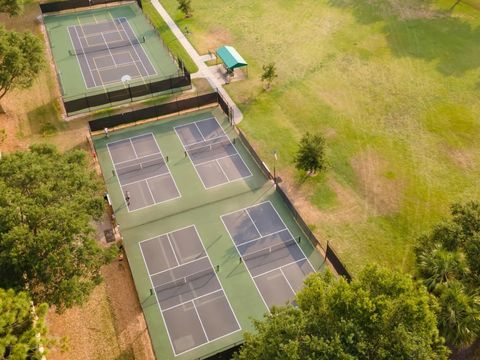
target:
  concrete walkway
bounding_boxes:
[150,0,243,123]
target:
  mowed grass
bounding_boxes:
[160,0,480,275]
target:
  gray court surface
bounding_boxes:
[175,117,252,189]
[68,17,156,88]
[139,226,241,355]
[107,133,180,212]
[221,202,315,309]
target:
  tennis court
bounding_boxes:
[107,133,180,211]
[68,16,156,88]
[175,117,251,189]
[139,225,241,356]
[43,3,180,98]
[221,201,315,308]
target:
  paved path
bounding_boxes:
[150,0,243,123]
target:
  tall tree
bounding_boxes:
[235,266,448,360]
[415,201,480,348]
[0,25,44,101]
[0,0,22,16]
[0,144,115,311]
[177,0,192,18]
[294,132,327,175]
[0,288,49,359]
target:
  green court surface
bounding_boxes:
[92,108,325,360]
[43,2,180,100]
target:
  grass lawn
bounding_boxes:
[159,0,480,275]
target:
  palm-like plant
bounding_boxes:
[416,244,468,292]
[437,281,480,347]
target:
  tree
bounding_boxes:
[0,288,49,359]
[414,201,480,348]
[294,132,327,175]
[0,0,22,16]
[261,63,277,89]
[0,144,115,311]
[436,281,480,347]
[177,0,192,18]
[235,265,449,360]
[0,25,44,101]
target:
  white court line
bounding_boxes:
[166,233,180,266]
[129,139,139,158]
[245,210,263,239]
[194,122,207,142]
[192,301,210,341]
[100,31,118,66]
[143,179,156,207]
[193,151,235,167]
[252,258,306,279]
[235,228,287,248]
[160,289,222,313]
[215,159,229,182]
[148,255,208,278]
[279,267,297,297]
[138,225,241,356]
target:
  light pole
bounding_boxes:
[273,150,278,185]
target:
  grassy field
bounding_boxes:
[160,0,480,275]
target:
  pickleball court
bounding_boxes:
[139,225,241,355]
[221,201,315,308]
[107,133,180,211]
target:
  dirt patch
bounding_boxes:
[446,147,476,170]
[47,281,121,360]
[102,260,155,360]
[351,149,403,215]
[195,26,232,53]
[47,260,154,360]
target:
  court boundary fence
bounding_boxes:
[40,0,142,13]
[88,89,231,132]
[234,126,352,281]
[64,58,191,115]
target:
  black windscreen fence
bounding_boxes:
[64,59,191,115]
[40,0,120,13]
[89,91,222,132]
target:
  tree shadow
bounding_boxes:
[327,0,480,76]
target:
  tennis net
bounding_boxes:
[69,36,145,56]
[116,155,165,176]
[242,237,297,261]
[185,137,232,156]
[154,267,214,293]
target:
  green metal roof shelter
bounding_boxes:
[216,45,248,74]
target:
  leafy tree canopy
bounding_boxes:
[0,0,22,16]
[415,201,480,347]
[0,288,49,359]
[294,132,326,175]
[0,144,114,311]
[235,265,448,360]
[0,25,43,101]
